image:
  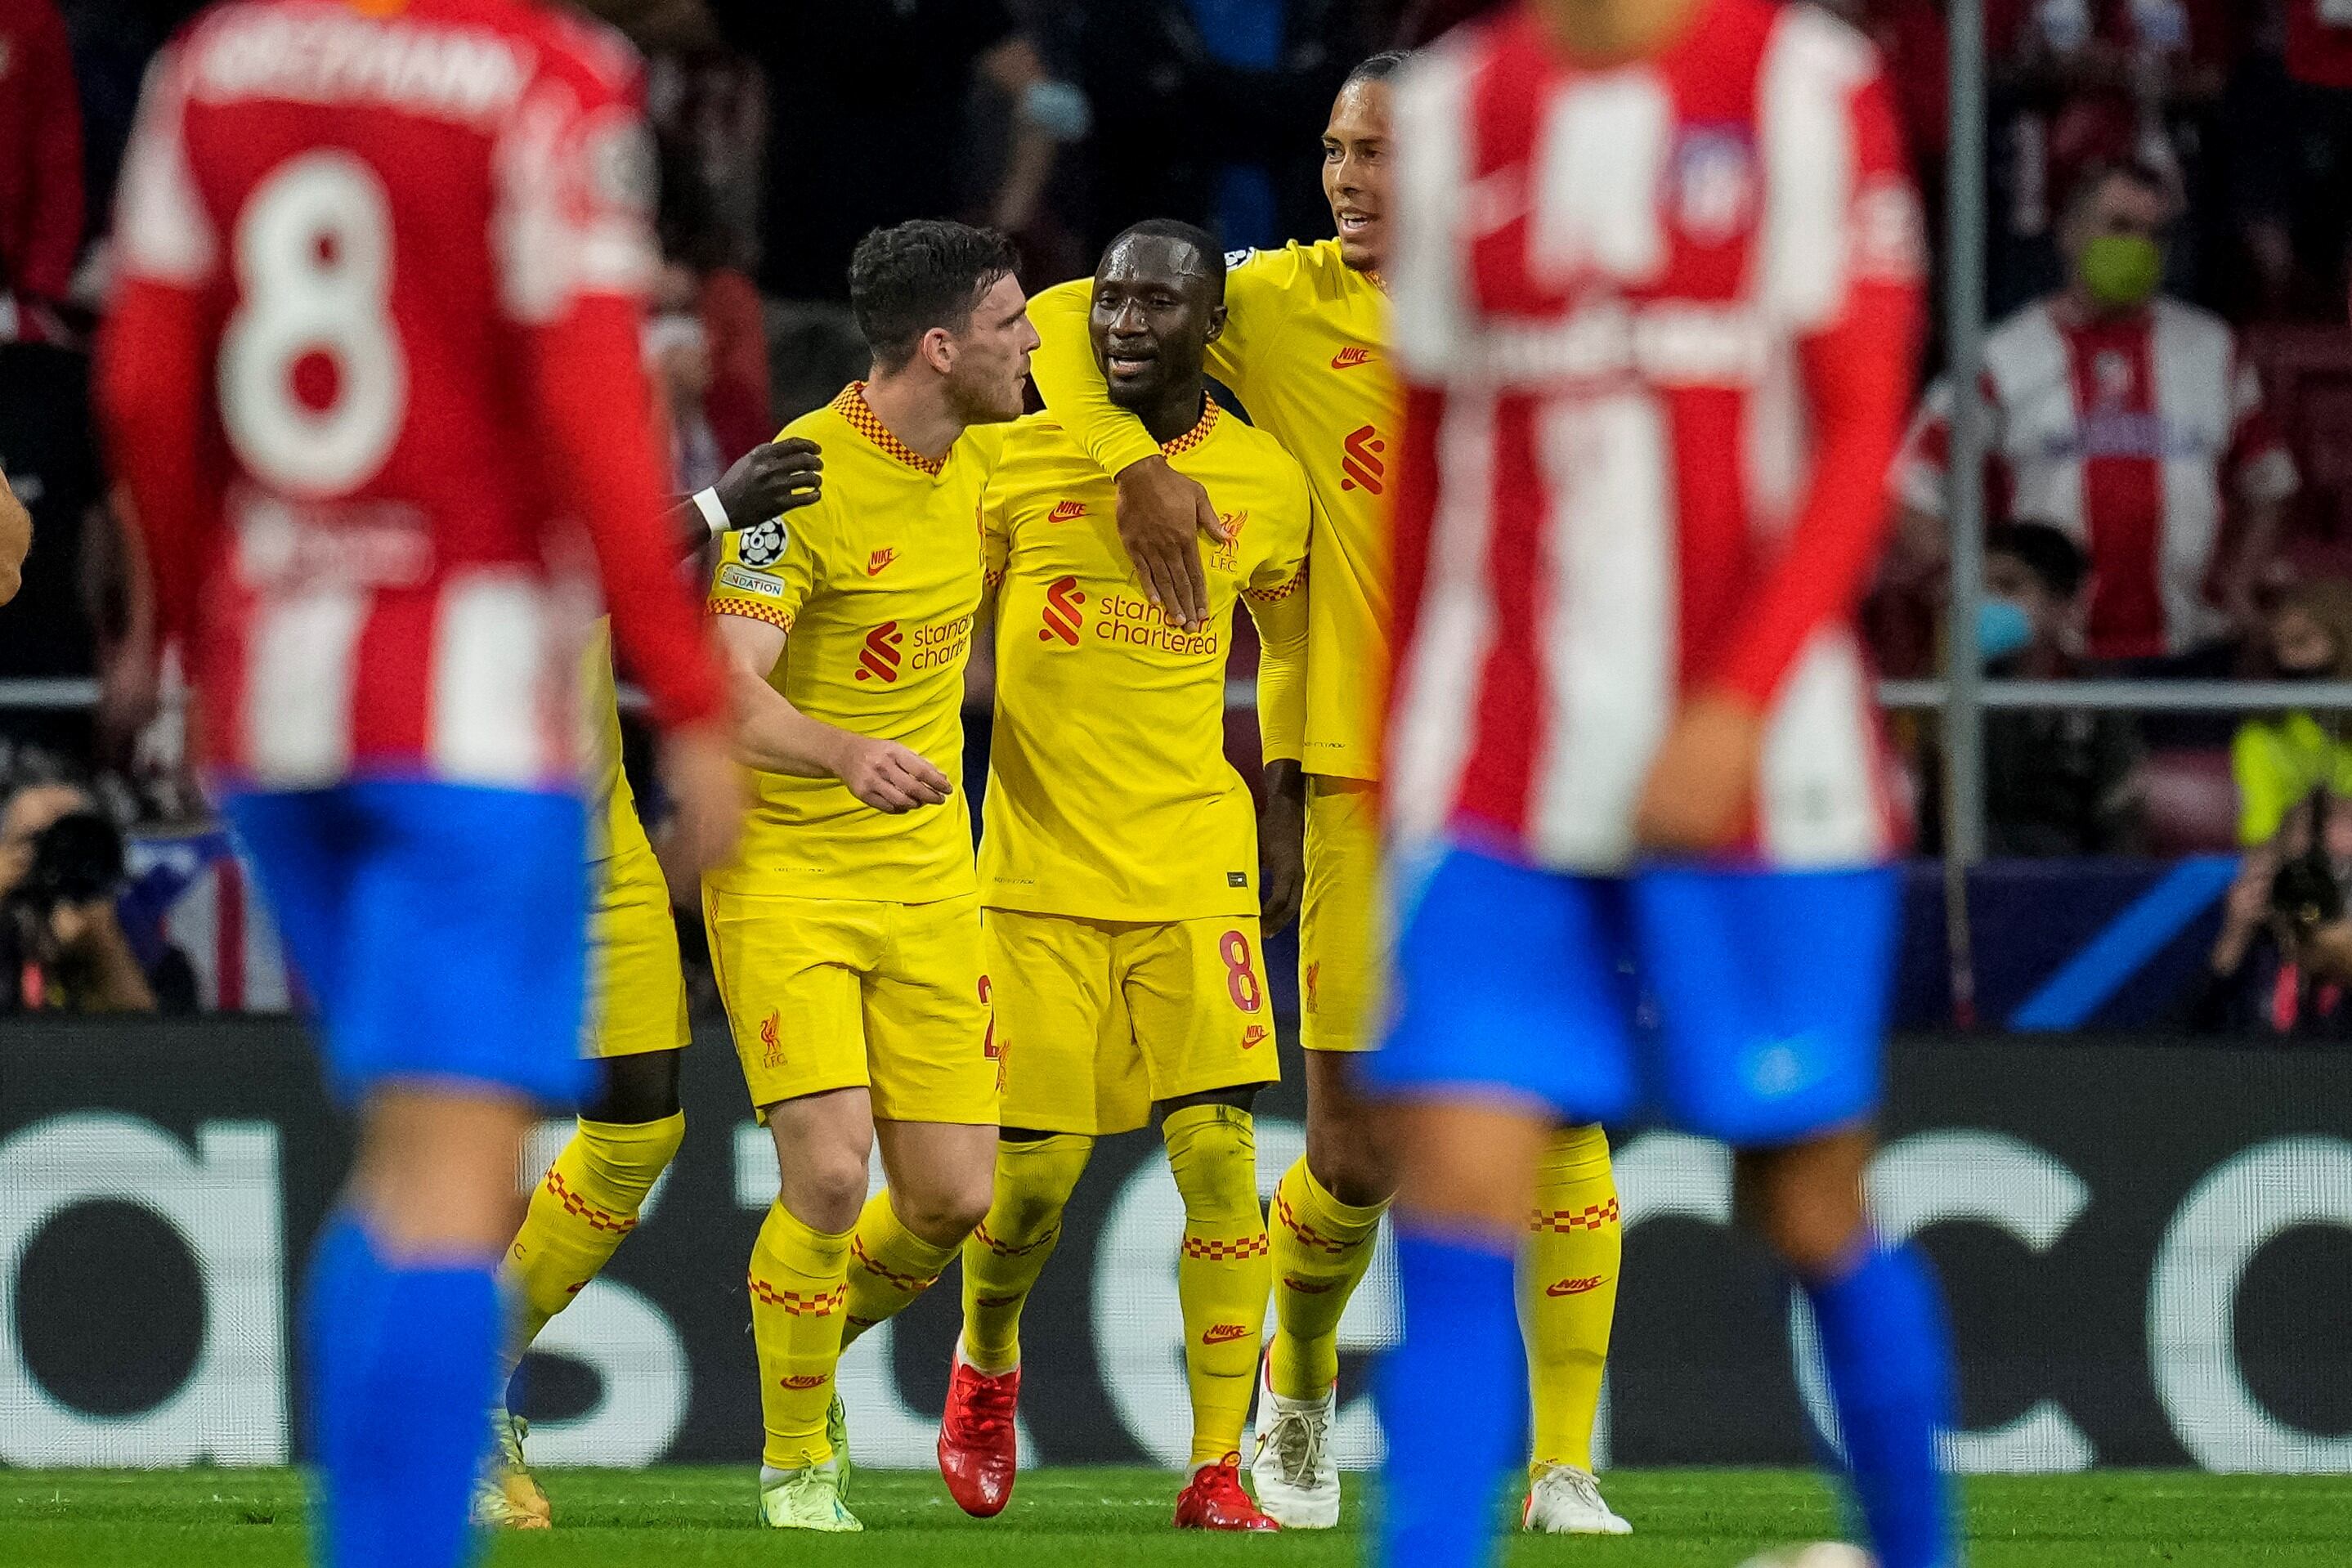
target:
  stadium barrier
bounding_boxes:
[3,1017,2345,1473]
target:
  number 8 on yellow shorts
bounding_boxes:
[704,888,997,1124]
[984,909,1280,1136]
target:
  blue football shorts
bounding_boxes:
[1369,838,1900,1147]
[223,779,591,1105]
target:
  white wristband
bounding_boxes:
[692,487,731,537]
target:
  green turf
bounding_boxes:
[5,1467,2349,1566]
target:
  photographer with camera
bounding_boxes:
[0,777,155,1013]
[2195,786,2352,1037]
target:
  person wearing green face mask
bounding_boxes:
[1890,159,2299,665]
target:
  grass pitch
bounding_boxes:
[5,1467,2348,1566]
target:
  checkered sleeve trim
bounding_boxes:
[544,1170,637,1235]
[850,1236,941,1295]
[974,1218,1060,1257]
[711,597,794,632]
[1272,1190,1346,1256]
[1243,562,1308,603]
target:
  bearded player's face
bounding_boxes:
[1323,78,1393,274]
[944,272,1040,426]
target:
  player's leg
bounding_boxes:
[230,782,590,1568]
[1635,866,1956,1568]
[1260,779,1391,1519]
[1128,916,1279,1529]
[842,895,998,1350]
[1366,844,1641,1568]
[1519,1120,1629,1534]
[490,827,691,1525]
[706,892,880,1531]
[943,910,1118,1516]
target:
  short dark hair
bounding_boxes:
[2061,158,2171,229]
[1103,218,1225,297]
[1987,521,2090,602]
[847,220,1021,372]
[1346,50,1410,88]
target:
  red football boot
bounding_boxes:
[1172,1456,1279,1531]
[938,1350,1021,1518]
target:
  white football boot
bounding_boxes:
[1248,1348,1341,1529]
[1521,1460,1633,1534]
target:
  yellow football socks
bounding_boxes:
[1266,1154,1387,1401]
[960,1134,1094,1373]
[747,1198,853,1470]
[503,1111,685,1372]
[1521,1122,1621,1474]
[1162,1104,1272,1466]
[842,1189,957,1348]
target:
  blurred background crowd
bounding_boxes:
[14,0,2352,1033]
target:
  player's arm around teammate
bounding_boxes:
[702,222,1035,1533]
[483,437,828,1529]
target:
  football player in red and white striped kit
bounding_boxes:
[97,5,741,1566]
[1369,3,1956,1567]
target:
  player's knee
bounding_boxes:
[1305,1103,1391,1208]
[895,1171,993,1243]
[1736,1147,1870,1280]
[1162,1104,1261,1225]
[782,1144,871,1234]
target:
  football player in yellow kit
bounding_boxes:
[478,437,822,1529]
[702,222,1036,1534]
[1026,55,1628,1534]
[937,222,1310,1532]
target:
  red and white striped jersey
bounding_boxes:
[1384,0,1924,874]
[97,0,720,792]
[1893,298,2296,660]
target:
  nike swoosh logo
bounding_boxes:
[1545,1275,1606,1297]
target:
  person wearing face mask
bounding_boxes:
[1922,522,2147,856]
[2232,577,2352,848]
[1893,159,2298,663]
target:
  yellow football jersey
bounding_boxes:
[979,401,1310,923]
[706,383,1006,902]
[1028,240,1396,782]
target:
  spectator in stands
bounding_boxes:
[0,0,82,346]
[1921,522,2147,856]
[2233,0,2352,316]
[645,287,724,499]
[0,460,25,604]
[1893,159,2299,666]
[2232,576,2352,846]
[0,773,159,1013]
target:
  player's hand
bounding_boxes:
[832,733,953,813]
[658,722,747,878]
[1114,455,1228,634]
[717,438,824,526]
[1258,761,1306,934]
[1633,690,1766,856]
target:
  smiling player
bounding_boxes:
[937,221,1312,1532]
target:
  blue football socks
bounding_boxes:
[305,1215,503,1568]
[1376,1224,1526,1568]
[1806,1239,1958,1568]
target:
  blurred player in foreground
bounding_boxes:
[1028,53,1625,1534]
[96,4,742,1567]
[703,220,1034,1533]
[1374,3,1955,1568]
[939,222,1310,1531]
[481,437,822,1528]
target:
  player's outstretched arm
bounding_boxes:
[1245,555,1311,932]
[665,437,824,560]
[713,613,950,813]
[1028,279,1226,630]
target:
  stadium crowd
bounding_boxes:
[11,0,2352,1033]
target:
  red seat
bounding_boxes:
[2139,746,2239,855]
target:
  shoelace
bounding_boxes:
[1546,1467,1605,1512]
[1267,1405,1328,1485]
[1199,1463,1255,1508]
[951,1376,1017,1442]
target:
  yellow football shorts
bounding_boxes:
[984,908,1281,1136]
[584,810,689,1060]
[1299,777,1382,1054]
[703,888,997,1125]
